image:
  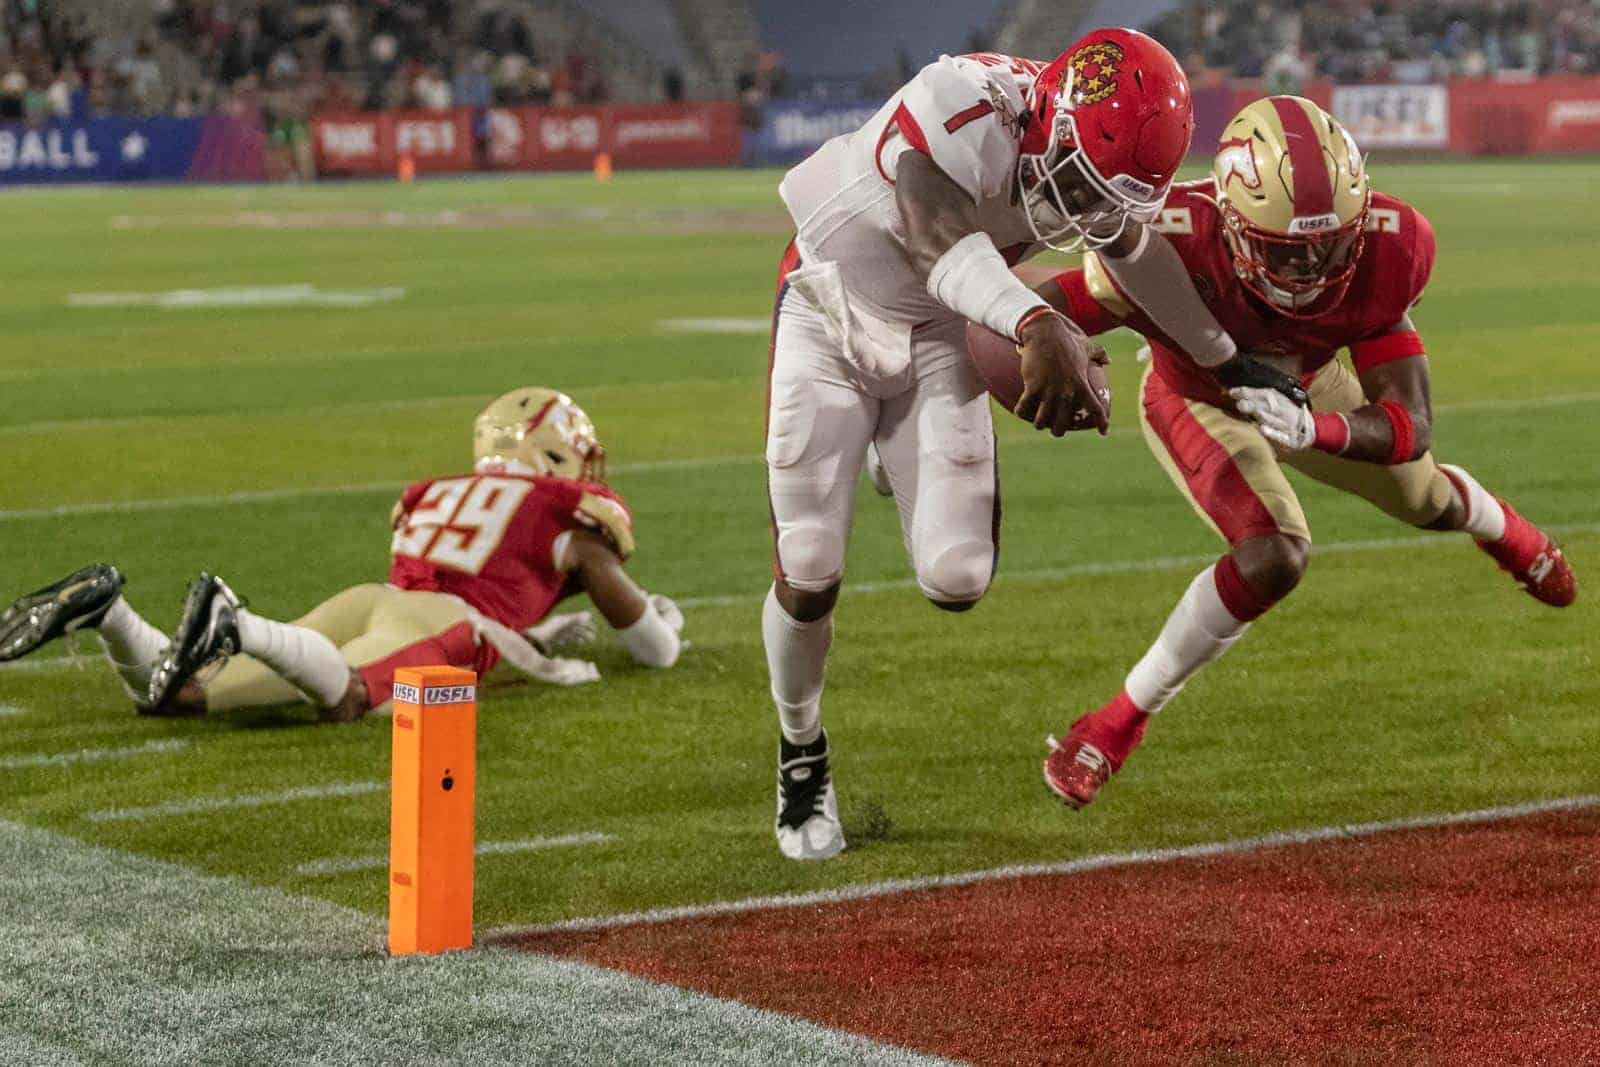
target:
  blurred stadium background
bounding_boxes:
[3,0,1600,183]
[3,2,1598,1064]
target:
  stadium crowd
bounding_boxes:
[5,0,1599,128]
[1150,0,1600,88]
[0,0,612,125]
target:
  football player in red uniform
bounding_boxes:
[1033,96,1577,808]
[765,29,1306,860]
[0,389,685,722]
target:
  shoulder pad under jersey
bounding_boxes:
[574,490,635,561]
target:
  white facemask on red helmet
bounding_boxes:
[1018,28,1194,252]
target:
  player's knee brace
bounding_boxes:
[917,539,994,609]
[776,523,847,594]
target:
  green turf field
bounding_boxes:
[1,162,1596,930]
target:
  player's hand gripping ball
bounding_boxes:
[965,322,1110,432]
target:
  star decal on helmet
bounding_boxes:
[1067,41,1123,106]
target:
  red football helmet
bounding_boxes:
[1018,28,1194,251]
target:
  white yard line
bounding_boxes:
[0,705,24,718]
[658,317,770,334]
[675,520,1600,610]
[0,818,948,1066]
[0,738,189,771]
[0,455,757,523]
[86,781,386,824]
[2,389,1594,524]
[5,520,1596,677]
[0,376,747,440]
[294,832,615,877]
[487,794,1600,940]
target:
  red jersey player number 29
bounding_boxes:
[392,476,534,576]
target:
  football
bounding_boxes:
[965,321,1111,430]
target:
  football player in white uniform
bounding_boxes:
[764,29,1308,859]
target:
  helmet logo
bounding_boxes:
[1108,173,1155,199]
[1216,137,1262,191]
[1288,212,1340,234]
[1338,124,1364,180]
[1066,42,1123,107]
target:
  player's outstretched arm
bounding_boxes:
[564,529,683,668]
[1232,317,1432,463]
[1095,223,1242,370]
[896,151,1106,436]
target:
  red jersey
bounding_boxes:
[1057,179,1436,407]
[388,473,632,632]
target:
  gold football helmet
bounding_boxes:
[473,387,606,483]
[1212,95,1370,316]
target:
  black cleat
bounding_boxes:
[147,573,241,712]
[0,564,124,662]
[774,731,845,860]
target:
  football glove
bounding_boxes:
[522,610,597,655]
[1229,387,1315,451]
[1214,353,1309,407]
[650,594,684,634]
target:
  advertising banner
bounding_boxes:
[1331,84,1449,148]
[1450,76,1600,154]
[742,99,882,166]
[312,109,475,175]
[606,102,740,167]
[0,115,262,185]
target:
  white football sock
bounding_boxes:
[1124,565,1253,713]
[98,597,169,705]
[762,585,831,746]
[1439,463,1507,542]
[235,608,350,707]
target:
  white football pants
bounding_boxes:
[765,286,999,606]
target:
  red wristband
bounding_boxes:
[1311,412,1350,454]
[1013,305,1059,344]
[1377,400,1416,465]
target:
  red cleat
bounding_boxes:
[1477,501,1577,607]
[1044,735,1113,809]
[1042,692,1150,809]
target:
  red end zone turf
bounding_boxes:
[515,809,1600,1065]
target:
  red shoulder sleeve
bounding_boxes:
[1404,208,1436,308]
[1350,204,1435,373]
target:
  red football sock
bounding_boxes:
[1072,690,1150,771]
[1494,502,1544,567]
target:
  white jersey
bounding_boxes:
[779,53,1046,328]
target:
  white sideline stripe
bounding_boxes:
[5,520,1596,677]
[85,780,386,823]
[673,520,1600,610]
[0,390,1591,522]
[487,794,1600,939]
[294,832,615,876]
[0,738,189,770]
[0,704,24,717]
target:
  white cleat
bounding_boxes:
[864,442,894,497]
[775,731,845,860]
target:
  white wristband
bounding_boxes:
[618,600,681,668]
[925,231,1050,342]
